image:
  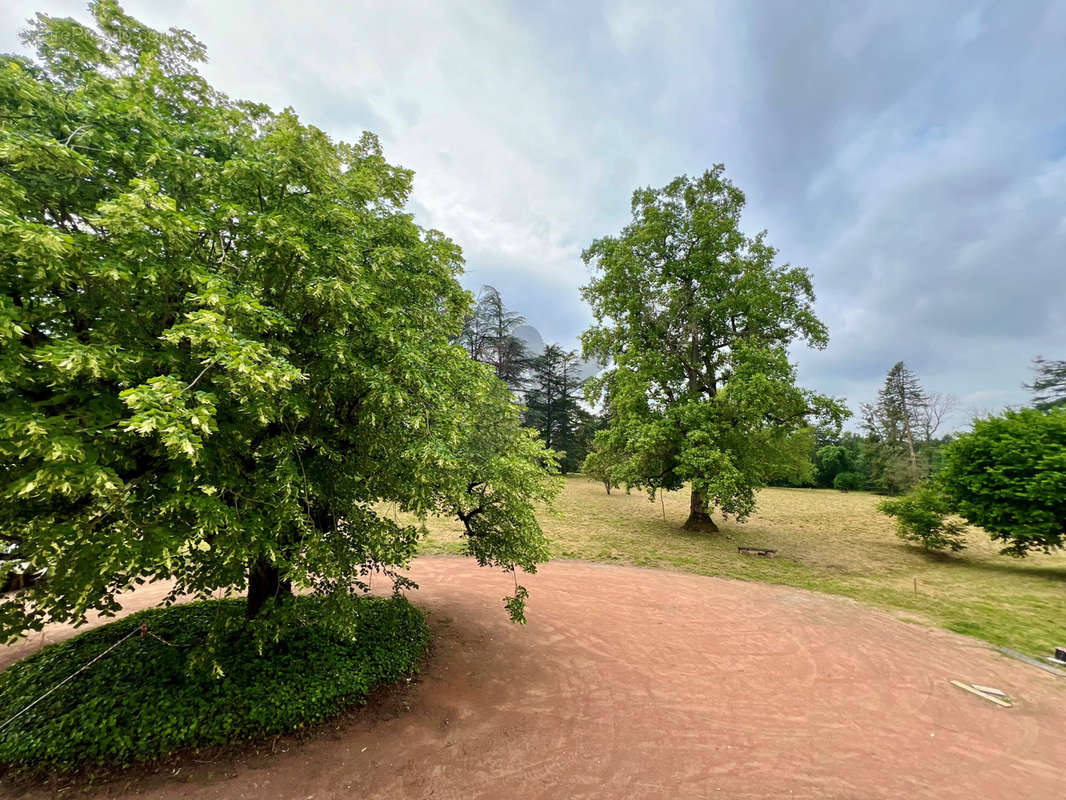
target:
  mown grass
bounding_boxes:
[411,476,1066,658]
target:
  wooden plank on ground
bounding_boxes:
[737,546,777,557]
[950,680,1012,708]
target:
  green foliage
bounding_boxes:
[861,362,927,492]
[582,440,623,494]
[923,435,954,478]
[832,471,864,492]
[524,344,587,472]
[815,445,850,485]
[860,362,956,494]
[502,585,530,625]
[580,167,847,522]
[809,431,868,489]
[939,408,1066,557]
[0,595,429,770]
[878,485,966,551]
[861,442,923,495]
[761,427,816,487]
[0,2,557,636]
[570,406,602,475]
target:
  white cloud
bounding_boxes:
[5,0,1064,414]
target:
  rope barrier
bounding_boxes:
[145,629,177,647]
[0,622,165,734]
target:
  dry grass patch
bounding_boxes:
[404,477,1066,657]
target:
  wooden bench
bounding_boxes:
[737,546,777,557]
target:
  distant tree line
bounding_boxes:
[753,355,1066,562]
[778,356,1066,504]
[878,355,1066,557]
[769,361,955,495]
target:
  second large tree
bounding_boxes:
[581,168,845,530]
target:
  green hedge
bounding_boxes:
[0,594,429,770]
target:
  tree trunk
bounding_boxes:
[246,557,292,619]
[900,394,918,469]
[683,488,718,532]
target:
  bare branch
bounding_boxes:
[921,392,957,440]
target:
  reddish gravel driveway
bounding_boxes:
[3,556,1064,799]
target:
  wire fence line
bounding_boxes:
[0,622,174,734]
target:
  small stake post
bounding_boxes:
[914,577,918,595]
[660,493,666,521]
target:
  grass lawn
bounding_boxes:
[409,476,1066,658]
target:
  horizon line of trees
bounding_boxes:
[772,356,1065,497]
[455,279,1064,508]
[781,361,958,496]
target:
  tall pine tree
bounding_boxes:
[524,345,586,471]
[860,361,951,493]
[862,362,926,471]
[1026,356,1066,410]
[459,286,529,392]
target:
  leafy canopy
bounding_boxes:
[0,2,558,638]
[581,167,846,520]
[938,408,1066,557]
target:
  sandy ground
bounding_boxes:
[2,556,1064,799]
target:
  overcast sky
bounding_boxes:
[5,1,1065,424]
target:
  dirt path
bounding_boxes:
[3,557,1064,799]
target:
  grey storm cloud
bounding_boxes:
[4,0,1064,424]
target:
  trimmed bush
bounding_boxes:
[878,485,967,552]
[0,595,429,770]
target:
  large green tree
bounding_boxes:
[938,408,1066,556]
[581,168,846,531]
[0,2,558,639]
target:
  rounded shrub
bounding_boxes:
[878,484,967,552]
[0,595,429,771]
